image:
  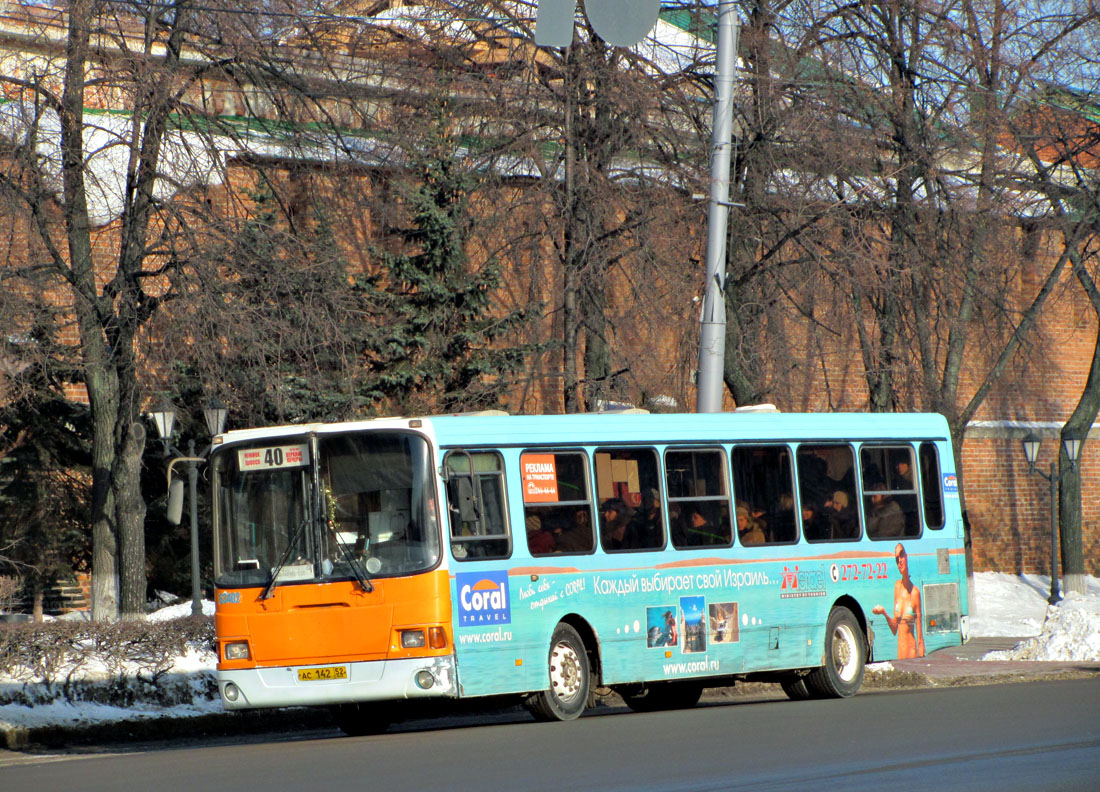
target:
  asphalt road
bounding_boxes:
[2,679,1098,791]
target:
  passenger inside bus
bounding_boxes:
[600,498,634,550]
[865,483,906,537]
[769,493,798,543]
[893,457,921,533]
[735,500,766,545]
[678,505,727,546]
[824,490,859,539]
[801,496,829,541]
[555,508,593,553]
[526,514,556,555]
[628,488,664,549]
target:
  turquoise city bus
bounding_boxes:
[210,409,968,734]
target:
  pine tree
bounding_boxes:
[0,326,91,618]
[360,108,539,414]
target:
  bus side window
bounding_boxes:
[666,447,731,548]
[860,445,920,539]
[520,451,595,556]
[444,451,510,560]
[731,445,798,545]
[595,448,665,551]
[920,442,945,529]
[797,444,859,542]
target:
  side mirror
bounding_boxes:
[167,477,185,525]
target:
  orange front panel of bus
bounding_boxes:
[216,569,451,667]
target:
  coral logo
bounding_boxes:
[456,571,511,626]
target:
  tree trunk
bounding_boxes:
[561,44,581,414]
[32,584,44,623]
[581,276,609,411]
[116,421,148,617]
[61,0,120,622]
[722,277,765,405]
[1060,256,1100,595]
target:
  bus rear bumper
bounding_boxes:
[218,655,458,710]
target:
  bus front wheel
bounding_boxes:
[525,623,590,721]
[806,606,865,698]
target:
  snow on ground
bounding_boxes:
[1,573,1099,733]
[146,600,217,622]
[975,573,1100,662]
[0,693,223,731]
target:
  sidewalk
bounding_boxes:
[889,637,1100,682]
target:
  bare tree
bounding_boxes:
[0,0,358,617]
[401,1,714,412]
[0,1,190,618]
[1013,79,1100,595]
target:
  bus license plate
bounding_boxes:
[298,666,348,682]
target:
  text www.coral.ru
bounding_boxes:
[663,657,720,675]
[458,628,513,645]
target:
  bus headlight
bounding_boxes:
[224,641,250,661]
[223,683,241,702]
[400,629,426,649]
[415,670,435,689]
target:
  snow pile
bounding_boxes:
[983,589,1100,662]
[147,600,217,621]
[967,572,1054,637]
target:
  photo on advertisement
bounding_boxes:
[708,601,739,644]
[681,595,707,654]
[646,605,680,649]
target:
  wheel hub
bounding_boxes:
[833,624,859,681]
[834,636,851,667]
[550,642,581,701]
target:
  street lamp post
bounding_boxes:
[148,398,228,617]
[1021,431,1081,605]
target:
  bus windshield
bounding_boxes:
[213,431,441,589]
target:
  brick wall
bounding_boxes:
[963,428,1100,576]
[16,572,92,616]
[0,13,1096,580]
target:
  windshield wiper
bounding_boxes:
[260,518,307,600]
[334,538,373,593]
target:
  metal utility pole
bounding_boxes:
[696,2,739,414]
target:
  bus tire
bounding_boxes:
[780,675,814,701]
[620,681,704,712]
[330,702,392,736]
[806,606,865,698]
[524,623,590,721]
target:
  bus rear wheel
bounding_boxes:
[524,623,590,722]
[805,606,865,698]
[619,681,704,712]
[330,702,392,736]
